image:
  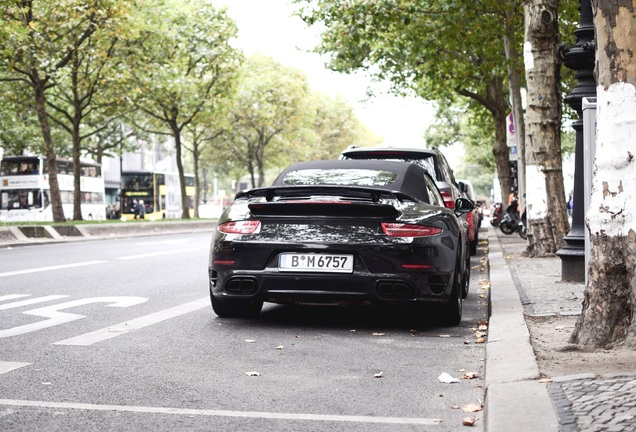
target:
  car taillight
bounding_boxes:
[466,211,473,223]
[440,191,455,209]
[381,223,442,237]
[218,220,261,234]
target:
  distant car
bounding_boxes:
[209,159,475,325]
[457,179,480,255]
[339,147,463,209]
[339,147,476,258]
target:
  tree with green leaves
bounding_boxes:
[0,0,133,221]
[124,0,241,218]
[295,0,515,200]
[225,55,310,188]
[46,11,134,220]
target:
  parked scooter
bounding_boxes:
[489,203,503,227]
[499,199,527,239]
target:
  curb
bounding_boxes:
[484,225,560,432]
[0,220,217,247]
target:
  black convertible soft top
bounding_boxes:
[271,159,435,203]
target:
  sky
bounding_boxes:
[212,0,437,149]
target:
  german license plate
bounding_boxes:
[278,253,353,273]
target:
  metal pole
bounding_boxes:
[556,0,596,282]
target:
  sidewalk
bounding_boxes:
[485,224,636,432]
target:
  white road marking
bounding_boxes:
[0,295,31,303]
[54,297,209,346]
[0,399,442,425]
[0,295,70,311]
[115,248,198,260]
[0,297,148,339]
[0,261,107,278]
[0,362,31,375]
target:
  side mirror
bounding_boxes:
[454,197,475,215]
[457,182,467,193]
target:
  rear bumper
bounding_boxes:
[209,267,454,305]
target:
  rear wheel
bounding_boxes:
[210,293,263,318]
[499,221,515,235]
[439,269,463,326]
[469,230,478,256]
[462,252,471,299]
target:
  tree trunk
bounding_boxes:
[193,145,200,219]
[33,79,65,222]
[487,77,513,202]
[504,0,527,224]
[173,128,190,219]
[72,125,83,221]
[522,0,569,256]
[570,0,636,348]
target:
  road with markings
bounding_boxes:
[0,231,489,431]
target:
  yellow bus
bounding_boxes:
[120,171,195,221]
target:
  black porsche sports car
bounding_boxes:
[208,159,474,325]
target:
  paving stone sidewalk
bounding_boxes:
[492,227,636,432]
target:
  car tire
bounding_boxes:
[210,293,263,318]
[469,230,478,256]
[440,268,462,326]
[462,252,470,299]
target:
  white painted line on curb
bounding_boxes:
[0,261,107,278]
[0,362,31,375]
[0,399,442,425]
[54,297,209,346]
[114,248,198,260]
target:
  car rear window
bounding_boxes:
[281,169,398,186]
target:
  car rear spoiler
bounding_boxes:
[235,185,418,203]
[238,185,417,218]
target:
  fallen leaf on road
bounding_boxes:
[462,372,478,379]
[374,371,383,378]
[372,332,385,336]
[245,371,260,377]
[474,331,487,338]
[478,324,488,331]
[462,417,476,426]
[475,338,486,344]
[462,404,483,413]
[275,345,284,350]
[438,373,460,383]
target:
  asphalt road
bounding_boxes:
[0,231,489,431]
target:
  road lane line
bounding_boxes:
[0,261,107,278]
[114,248,199,260]
[0,295,70,311]
[54,297,209,346]
[0,399,442,425]
[0,362,31,375]
[0,295,31,303]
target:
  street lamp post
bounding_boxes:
[556,0,596,282]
